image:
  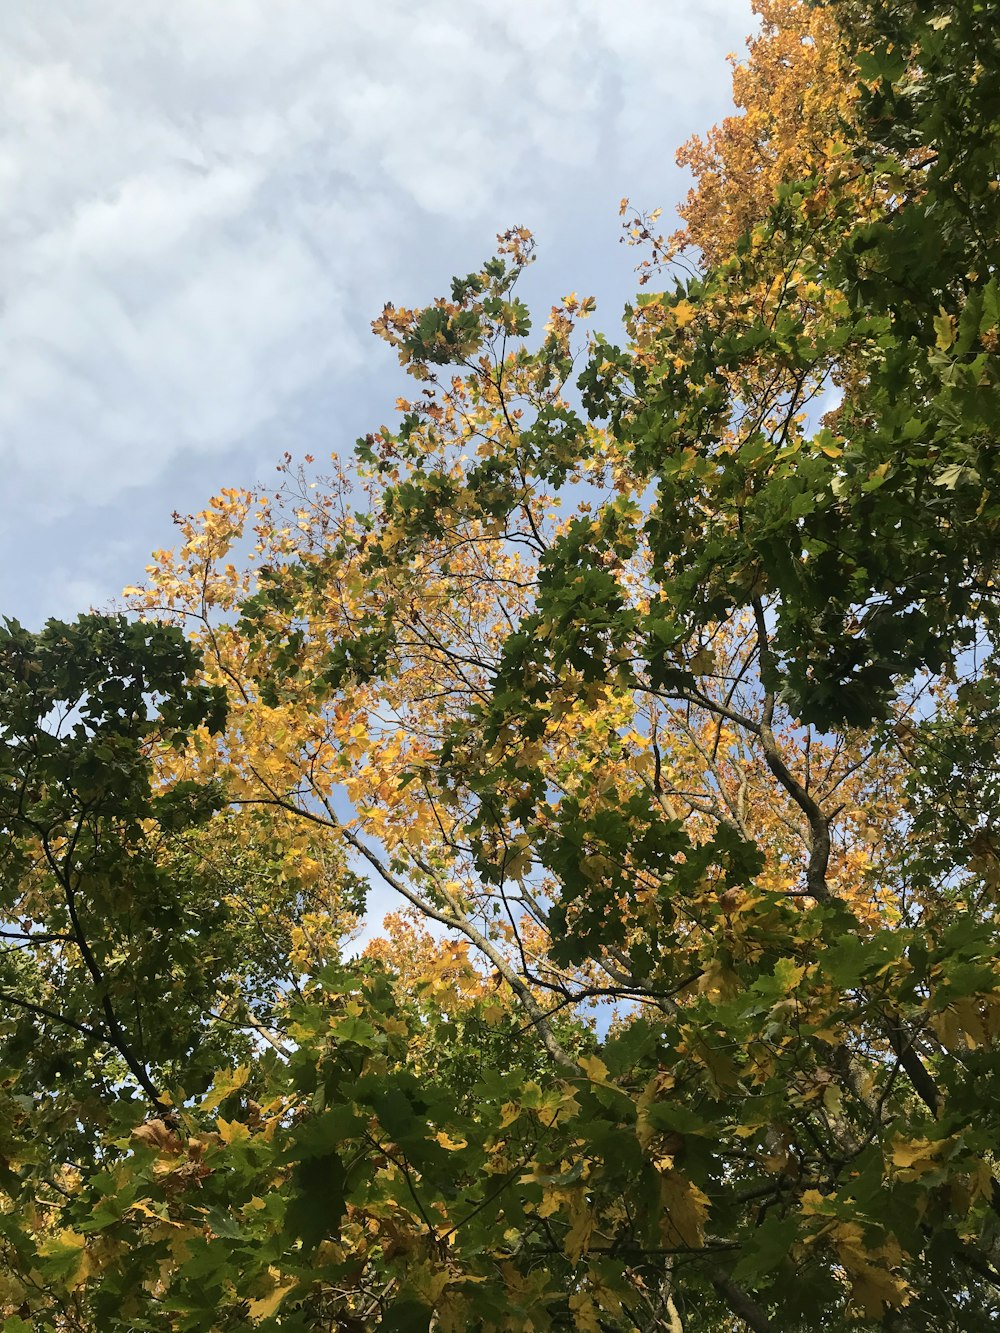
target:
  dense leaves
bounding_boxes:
[3,1,1000,1328]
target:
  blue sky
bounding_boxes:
[1,0,754,627]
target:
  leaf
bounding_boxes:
[933,463,979,489]
[672,299,697,329]
[435,1131,468,1151]
[248,1281,297,1320]
[658,1170,709,1248]
[578,1054,613,1085]
[217,1117,252,1144]
[285,1149,346,1251]
[131,1119,181,1153]
[774,958,807,993]
[564,1196,596,1264]
[39,1228,86,1257]
[38,1228,90,1289]
[981,277,1000,333]
[890,1138,940,1172]
[733,1214,800,1281]
[568,1293,603,1332]
[851,1265,909,1318]
[201,1065,250,1114]
[379,1298,433,1333]
[538,1186,566,1220]
[934,309,956,351]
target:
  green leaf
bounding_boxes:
[732,1214,800,1281]
[284,1149,346,1251]
[378,1299,433,1332]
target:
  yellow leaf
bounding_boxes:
[943,998,988,1049]
[410,1261,451,1304]
[127,1200,170,1221]
[578,1054,612,1086]
[40,1228,85,1257]
[930,1005,963,1051]
[565,1196,595,1264]
[635,1072,674,1148]
[39,1229,91,1290]
[217,1117,252,1144]
[775,959,807,993]
[850,1265,909,1318]
[934,309,956,351]
[673,299,697,329]
[435,1131,468,1151]
[248,1281,296,1320]
[201,1065,250,1114]
[538,1187,566,1220]
[659,1170,710,1248]
[890,1137,940,1171]
[568,1292,602,1333]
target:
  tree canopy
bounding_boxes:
[3,1,1000,1328]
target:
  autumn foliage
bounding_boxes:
[3,2,1000,1329]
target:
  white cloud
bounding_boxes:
[0,0,753,524]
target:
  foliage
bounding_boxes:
[3,1,1000,1329]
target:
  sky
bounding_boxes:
[1,0,755,627]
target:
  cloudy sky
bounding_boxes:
[1,0,754,625]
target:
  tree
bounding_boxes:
[4,0,1000,1328]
